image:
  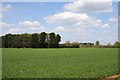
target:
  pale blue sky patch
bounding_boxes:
[2,0,119,2]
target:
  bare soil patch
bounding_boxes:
[101,74,120,80]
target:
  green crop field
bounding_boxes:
[2,48,118,78]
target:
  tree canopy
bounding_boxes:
[1,32,61,48]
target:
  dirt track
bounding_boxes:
[101,74,120,80]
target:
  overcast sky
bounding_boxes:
[1,1,118,44]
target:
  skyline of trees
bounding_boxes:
[60,41,120,48]
[0,32,120,48]
[1,32,61,48]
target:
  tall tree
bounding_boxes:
[13,34,23,48]
[20,33,32,48]
[49,32,56,48]
[55,34,61,48]
[39,32,48,48]
[114,42,120,48]
[4,34,13,48]
[95,41,100,47]
[31,33,39,48]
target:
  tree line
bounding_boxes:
[60,41,120,48]
[1,32,61,48]
[0,32,120,48]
